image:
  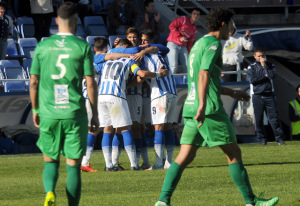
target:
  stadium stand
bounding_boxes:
[84,16,108,36]
[16,17,35,38]
[18,38,38,59]
[49,18,58,36]
[23,58,32,78]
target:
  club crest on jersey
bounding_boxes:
[56,39,66,47]
[209,45,217,50]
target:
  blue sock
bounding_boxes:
[134,138,142,165]
[164,130,175,167]
[122,130,137,167]
[101,133,113,168]
[112,133,123,165]
[154,130,165,166]
[87,133,96,147]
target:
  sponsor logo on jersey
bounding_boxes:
[56,39,66,48]
[209,45,217,50]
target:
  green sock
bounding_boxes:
[229,161,255,204]
[66,164,81,206]
[43,162,59,194]
[159,162,183,205]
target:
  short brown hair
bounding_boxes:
[57,2,77,19]
[116,38,132,47]
[206,8,234,32]
[254,48,265,55]
[141,29,154,42]
[94,37,109,51]
[125,27,139,38]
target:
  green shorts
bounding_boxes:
[37,117,88,160]
[180,112,236,147]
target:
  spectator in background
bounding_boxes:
[289,85,300,140]
[0,1,13,60]
[222,22,253,82]
[247,48,286,146]
[107,0,137,35]
[76,0,95,23]
[136,0,163,43]
[30,0,54,41]
[166,8,200,74]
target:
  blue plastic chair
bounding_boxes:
[6,39,19,56]
[23,59,32,78]
[16,17,35,38]
[3,67,26,79]
[84,16,108,36]
[4,81,27,92]
[108,35,126,49]
[18,38,38,59]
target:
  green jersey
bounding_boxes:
[30,34,94,119]
[183,35,225,117]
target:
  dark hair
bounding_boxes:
[0,2,7,10]
[141,29,154,42]
[206,7,234,32]
[116,38,132,47]
[94,37,109,51]
[125,27,139,38]
[57,2,77,19]
[254,48,265,55]
[191,8,201,13]
[296,85,300,92]
[144,0,154,8]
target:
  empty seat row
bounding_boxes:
[17,16,108,39]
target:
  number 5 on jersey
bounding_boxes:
[51,54,70,80]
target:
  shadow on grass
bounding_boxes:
[186,161,300,169]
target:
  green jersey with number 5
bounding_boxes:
[182,35,225,118]
[30,34,94,119]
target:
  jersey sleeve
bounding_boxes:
[199,41,222,71]
[83,44,95,76]
[129,59,140,75]
[30,44,41,75]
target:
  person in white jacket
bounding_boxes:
[222,22,253,82]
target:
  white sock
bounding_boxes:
[112,146,121,166]
[81,146,93,166]
[102,146,112,168]
[154,144,164,166]
[124,145,137,167]
[165,144,174,168]
[157,201,167,205]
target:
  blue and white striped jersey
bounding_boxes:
[143,53,177,100]
[82,74,101,99]
[99,58,140,99]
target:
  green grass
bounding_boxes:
[1,141,300,206]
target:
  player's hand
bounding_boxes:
[132,51,145,62]
[90,116,99,133]
[114,37,121,47]
[158,65,169,77]
[194,107,206,128]
[245,30,251,40]
[180,37,188,43]
[139,43,149,48]
[233,90,250,102]
[137,76,144,83]
[154,12,161,23]
[33,113,40,128]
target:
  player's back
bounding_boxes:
[143,53,177,100]
[30,34,94,119]
[99,57,139,99]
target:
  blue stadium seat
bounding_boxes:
[18,38,38,59]
[102,0,114,8]
[3,67,26,79]
[49,18,58,36]
[16,17,35,38]
[174,76,184,85]
[183,75,188,84]
[108,35,126,49]
[6,39,19,56]
[4,81,27,92]
[23,59,32,78]
[0,60,21,69]
[84,16,108,36]
[92,0,107,15]
[86,36,107,53]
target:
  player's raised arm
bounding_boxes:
[85,75,99,132]
[136,65,168,78]
[30,74,40,128]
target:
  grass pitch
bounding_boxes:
[1,141,300,206]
